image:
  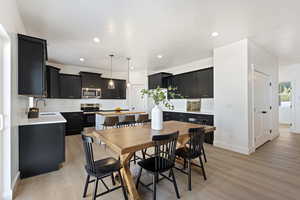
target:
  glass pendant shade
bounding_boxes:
[108,54,115,89]
[127,57,131,88]
[108,79,115,89]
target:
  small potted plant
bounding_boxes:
[141,86,182,130]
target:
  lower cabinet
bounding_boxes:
[19,123,65,178]
[163,111,214,144]
[82,113,96,127]
[61,112,83,135]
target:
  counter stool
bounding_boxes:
[103,116,119,129]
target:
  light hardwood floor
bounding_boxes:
[15,126,300,200]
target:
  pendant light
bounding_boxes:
[108,54,115,89]
[126,57,131,88]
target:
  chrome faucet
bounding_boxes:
[35,98,46,107]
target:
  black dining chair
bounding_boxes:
[81,134,128,200]
[175,128,207,191]
[136,131,180,200]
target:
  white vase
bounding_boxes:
[151,105,163,130]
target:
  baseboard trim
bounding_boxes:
[213,141,251,155]
[12,171,20,199]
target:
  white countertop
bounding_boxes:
[163,110,214,115]
[19,112,67,126]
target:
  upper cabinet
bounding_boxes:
[46,66,60,98]
[18,34,48,96]
[148,72,173,89]
[149,67,214,99]
[59,74,82,99]
[79,72,102,88]
[101,78,126,99]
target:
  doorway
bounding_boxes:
[253,71,272,149]
[0,24,12,199]
[129,84,146,112]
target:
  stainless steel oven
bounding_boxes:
[82,88,101,99]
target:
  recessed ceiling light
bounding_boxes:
[93,37,100,43]
[211,32,219,37]
[130,66,134,70]
[157,54,163,59]
[79,58,85,62]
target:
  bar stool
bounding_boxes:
[103,116,119,129]
[123,115,136,127]
[136,114,149,125]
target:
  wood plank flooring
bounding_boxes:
[14,126,300,200]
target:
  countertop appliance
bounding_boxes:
[81,103,100,114]
[82,88,101,99]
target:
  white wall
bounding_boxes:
[214,39,250,154]
[0,0,27,199]
[213,39,279,155]
[279,64,300,133]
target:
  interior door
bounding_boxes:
[254,71,271,148]
[130,85,146,111]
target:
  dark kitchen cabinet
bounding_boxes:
[46,66,60,98]
[60,74,82,99]
[163,111,214,144]
[80,72,102,88]
[172,67,214,99]
[82,113,95,127]
[19,123,65,178]
[148,72,173,89]
[18,34,48,96]
[61,112,83,135]
[101,78,126,99]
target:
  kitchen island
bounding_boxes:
[19,112,66,178]
[95,111,146,130]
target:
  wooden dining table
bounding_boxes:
[89,120,216,200]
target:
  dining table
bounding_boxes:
[88,120,216,200]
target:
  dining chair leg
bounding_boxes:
[93,178,99,200]
[111,173,116,186]
[199,156,207,180]
[118,170,128,200]
[170,168,180,199]
[202,146,207,163]
[183,158,187,169]
[153,173,157,200]
[133,153,137,164]
[188,159,192,191]
[136,167,143,190]
[83,175,90,198]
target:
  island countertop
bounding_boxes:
[96,111,146,117]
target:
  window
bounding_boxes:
[279,82,291,106]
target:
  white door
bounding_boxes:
[254,71,271,148]
[130,85,146,111]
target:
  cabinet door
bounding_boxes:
[117,79,126,99]
[18,34,47,96]
[196,68,213,98]
[61,112,83,135]
[47,66,60,98]
[148,74,162,89]
[60,74,82,99]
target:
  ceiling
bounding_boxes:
[17,0,300,71]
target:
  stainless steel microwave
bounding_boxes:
[82,88,101,99]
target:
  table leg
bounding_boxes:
[120,153,141,200]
